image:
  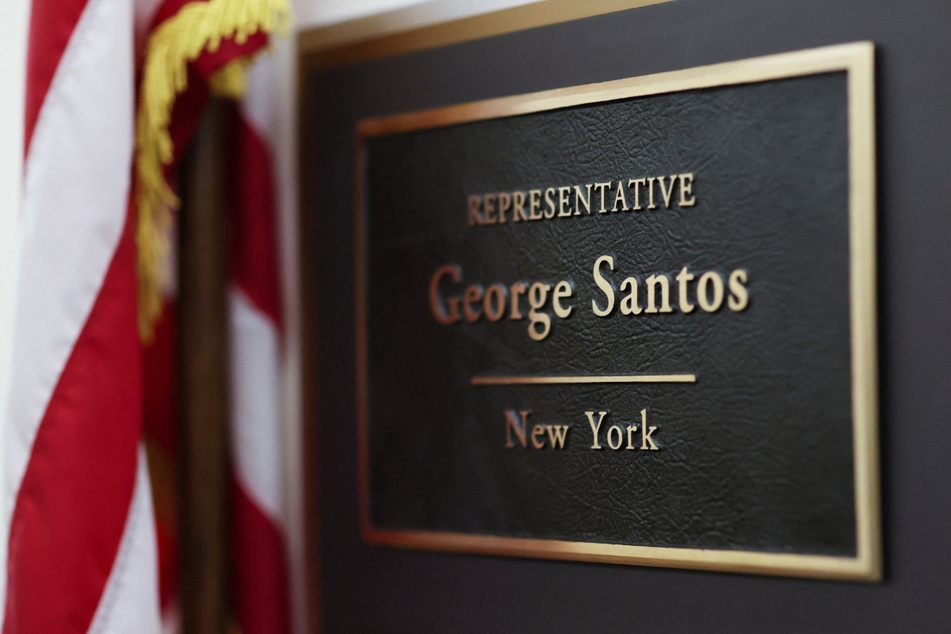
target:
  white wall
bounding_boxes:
[0,0,29,615]
[0,0,29,448]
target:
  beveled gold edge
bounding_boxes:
[298,0,675,72]
[354,42,880,582]
[846,43,881,582]
[363,527,878,581]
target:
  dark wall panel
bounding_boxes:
[303,0,951,630]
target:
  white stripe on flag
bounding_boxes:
[4,0,133,510]
[229,287,283,521]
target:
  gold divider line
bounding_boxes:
[471,374,696,386]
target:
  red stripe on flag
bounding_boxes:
[143,300,179,613]
[143,301,176,455]
[23,0,90,155]
[3,204,142,633]
[227,104,282,325]
[232,479,291,634]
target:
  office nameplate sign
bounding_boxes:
[355,43,879,580]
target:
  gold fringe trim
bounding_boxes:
[135,0,290,342]
[209,56,254,98]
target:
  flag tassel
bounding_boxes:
[135,0,290,342]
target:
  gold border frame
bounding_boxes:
[353,42,879,581]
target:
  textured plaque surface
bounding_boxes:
[355,44,877,579]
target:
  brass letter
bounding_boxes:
[728,269,749,311]
[463,285,484,322]
[531,425,546,449]
[620,277,642,315]
[498,192,511,223]
[607,425,623,450]
[509,282,527,319]
[627,423,638,449]
[527,282,552,341]
[529,189,543,220]
[592,255,616,317]
[467,195,483,226]
[645,274,673,313]
[544,187,557,219]
[484,284,507,321]
[697,271,724,312]
[594,182,612,213]
[676,266,695,313]
[429,264,462,324]
[546,425,569,449]
[679,173,696,207]
[505,410,529,448]
[640,408,658,450]
[647,177,657,209]
[574,184,592,215]
[557,186,572,217]
[552,281,573,318]
[483,193,497,224]
[629,178,645,210]
[586,411,608,449]
[513,191,528,221]
[612,180,629,211]
[658,175,677,208]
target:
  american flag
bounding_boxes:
[4,0,290,631]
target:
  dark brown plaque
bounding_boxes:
[354,44,878,580]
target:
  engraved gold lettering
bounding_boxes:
[586,411,608,450]
[620,277,642,315]
[594,182,611,213]
[546,424,569,449]
[483,193,497,224]
[628,178,645,210]
[509,282,527,319]
[612,180,629,212]
[467,171,697,225]
[544,187,557,219]
[557,186,572,217]
[497,192,511,223]
[532,424,546,449]
[463,285,484,321]
[552,281,573,318]
[679,173,696,206]
[607,425,624,450]
[658,175,677,208]
[676,266,696,313]
[513,191,528,221]
[574,184,592,215]
[592,255,615,317]
[505,409,529,448]
[528,189,543,220]
[697,271,724,312]
[645,274,672,313]
[640,408,659,450]
[527,282,552,341]
[627,423,639,449]
[467,195,483,226]
[582,410,658,451]
[484,284,507,321]
[728,269,749,311]
[429,264,462,324]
